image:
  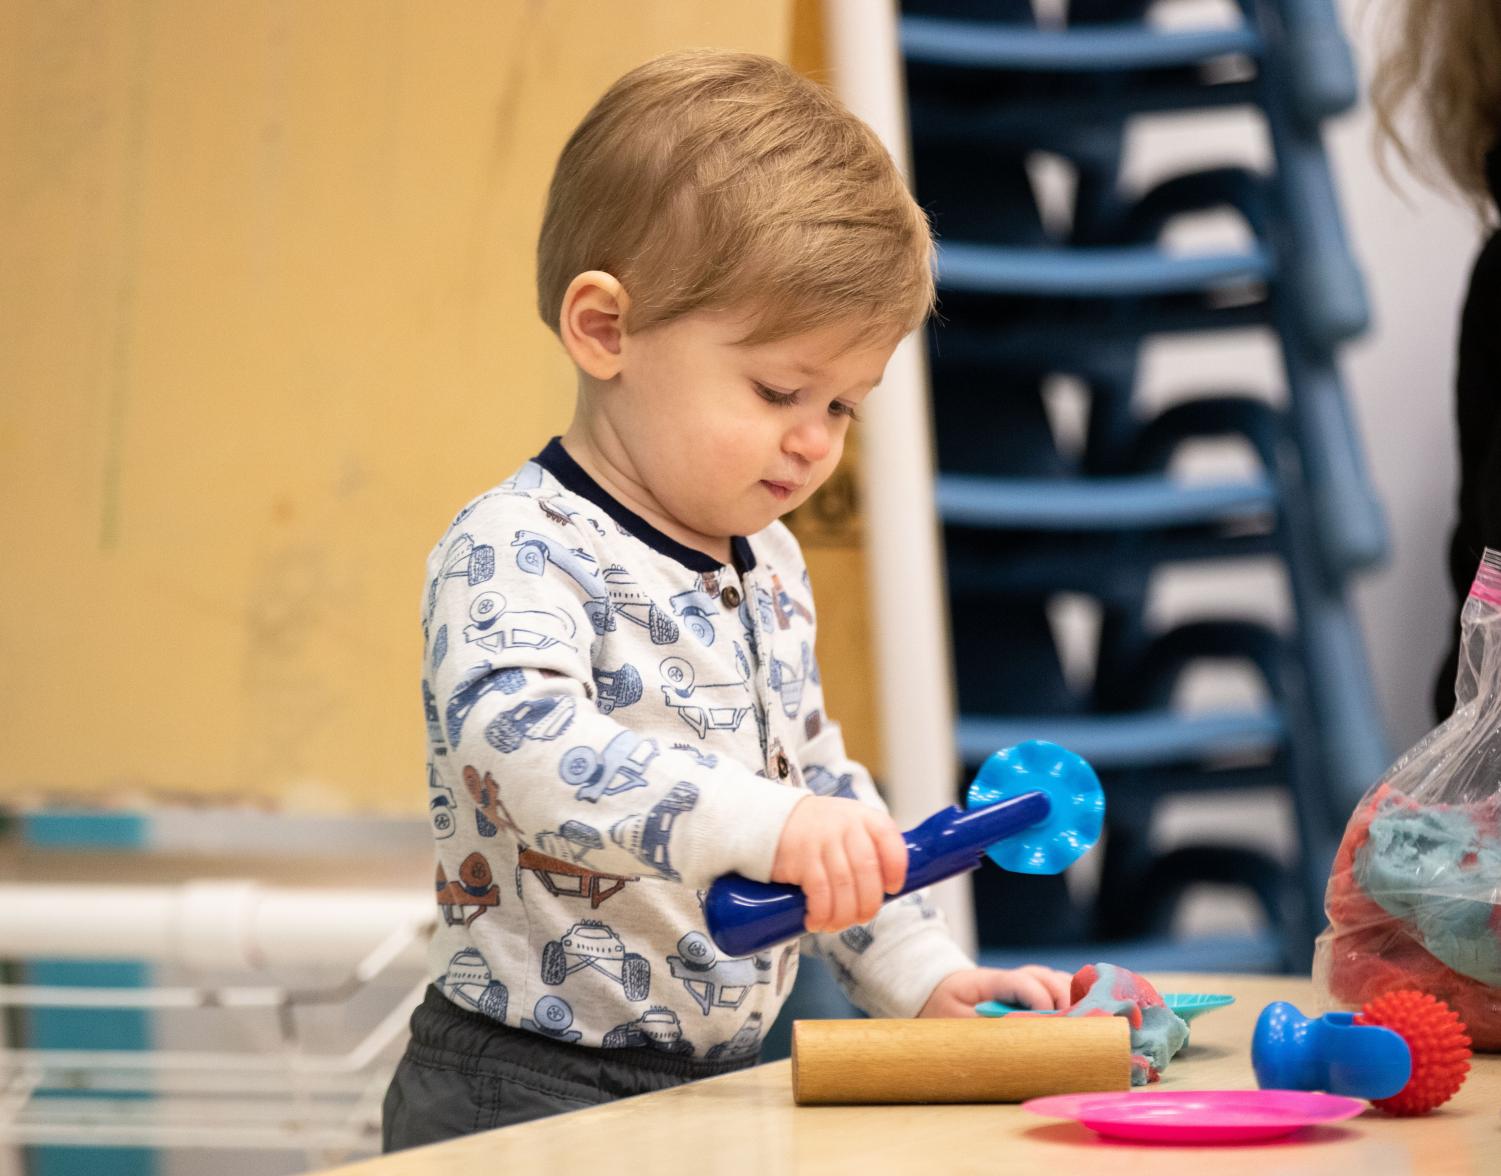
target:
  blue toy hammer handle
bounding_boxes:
[703,790,1049,957]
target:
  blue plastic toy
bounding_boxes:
[703,740,1104,957]
[1251,1001,1410,1101]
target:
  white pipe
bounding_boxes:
[0,882,432,970]
[822,0,974,956]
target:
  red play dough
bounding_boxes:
[1322,785,1501,1050]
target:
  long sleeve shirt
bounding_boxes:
[420,438,971,1059]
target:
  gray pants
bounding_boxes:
[382,986,760,1152]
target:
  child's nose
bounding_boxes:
[784,418,832,464]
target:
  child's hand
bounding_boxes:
[917,966,1073,1018]
[771,795,907,933]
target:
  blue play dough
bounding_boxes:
[977,992,1233,1022]
[966,740,1105,874]
[1354,800,1501,986]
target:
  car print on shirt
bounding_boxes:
[670,587,719,646]
[603,1007,695,1055]
[434,852,500,927]
[593,662,645,715]
[428,767,457,840]
[608,782,698,881]
[540,919,651,1002]
[512,532,680,643]
[463,590,578,655]
[666,932,773,1015]
[659,649,753,739]
[439,948,508,1021]
[768,641,813,718]
[425,533,495,631]
[536,492,605,536]
[531,819,605,866]
[484,695,576,753]
[706,1012,764,1061]
[803,763,857,800]
[558,731,659,802]
[444,663,527,747]
[521,995,583,1043]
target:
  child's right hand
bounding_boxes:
[770,796,908,933]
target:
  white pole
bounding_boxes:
[0,882,432,970]
[821,0,974,956]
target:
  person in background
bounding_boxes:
[1371,2,1501,719]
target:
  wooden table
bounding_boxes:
[321,974,1500,1175]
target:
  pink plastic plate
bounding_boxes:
[1023,1090,1366,1144]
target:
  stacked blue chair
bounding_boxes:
[901,0,1389,971]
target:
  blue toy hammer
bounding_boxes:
[703,740,1106,957]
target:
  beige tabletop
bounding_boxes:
[322,973,1500,1176]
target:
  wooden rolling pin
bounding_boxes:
[791,1015,1131,1105]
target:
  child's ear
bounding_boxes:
[559,271,630,380]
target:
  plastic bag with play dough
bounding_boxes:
[1314,550,1501,1049]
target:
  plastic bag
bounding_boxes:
[1313,549,1501,1049]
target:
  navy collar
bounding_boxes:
[534,438,757,575]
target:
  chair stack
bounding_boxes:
[901,0,1389,971]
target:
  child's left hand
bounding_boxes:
[917,965,1073,1018]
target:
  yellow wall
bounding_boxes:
[0,0,879,813]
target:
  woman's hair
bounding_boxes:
[1370,0,1501,221]
[536,50,934,345]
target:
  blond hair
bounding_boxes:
[1370,0,1501,223]
[536,49,935,345]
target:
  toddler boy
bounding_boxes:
[383,49,1070,1152]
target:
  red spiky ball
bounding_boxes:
[1354,990,1472,1116]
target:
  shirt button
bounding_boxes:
[776,753,790,779]
[720,585,742,608]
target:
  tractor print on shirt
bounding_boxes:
[603,1007,695,1054]
[608,781,698,881]
[461,765,523,839]
[540,919,651,1002]
[665,932,773,1015]
[511,532,679,644]
[770,573,813,628]
[558,731,659,802]
[439,948,508,1021]
[463,590,578,656]
[434,852,500,927]
[659,646,754,739]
